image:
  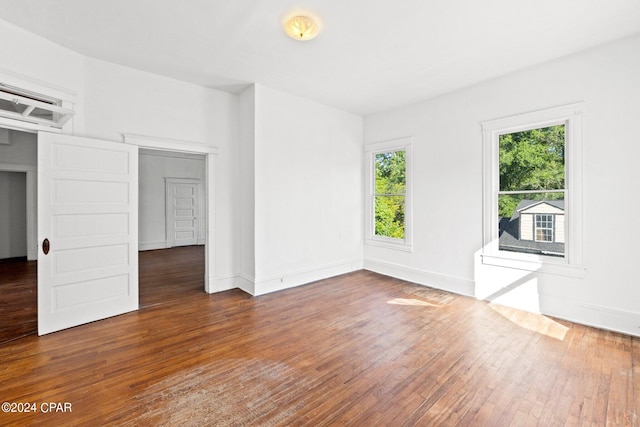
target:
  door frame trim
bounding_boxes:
[123,133,217,293]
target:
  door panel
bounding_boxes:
[166,179,200,247]
[38,132,138,335]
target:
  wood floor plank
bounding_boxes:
[0,258,37,344]
[0,248,638,426]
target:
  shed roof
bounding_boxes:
[516,199,564,214]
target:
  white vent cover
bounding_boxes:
[0,83,74,129]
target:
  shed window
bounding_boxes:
[535,214,554,242]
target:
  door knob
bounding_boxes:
[43,238,50,255]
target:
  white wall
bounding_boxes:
[139,150,206,250]
[364,35,640,337]
[238,86,256,293]
[251,85,363,295]
[0,20,83,94]
[0,171,26,258]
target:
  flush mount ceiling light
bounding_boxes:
[283,15,319,41]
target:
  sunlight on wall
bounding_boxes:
[489,303,569,340]
[474,247,543,314]
[488,276,541,313]
[473,244,572,341]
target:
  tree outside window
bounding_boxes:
[374,150,406,239]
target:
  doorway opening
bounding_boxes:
[2,128,216,339]
[0,128,37,343]
[138,148,207,308]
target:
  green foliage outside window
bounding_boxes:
[499,125,565,218]
[374,150,406,239]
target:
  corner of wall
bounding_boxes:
[253,259,363,296]
[209,273,255,296]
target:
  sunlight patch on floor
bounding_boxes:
[489,303,569,340]
[387,298,439,307]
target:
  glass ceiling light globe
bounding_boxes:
[284,15,319,41]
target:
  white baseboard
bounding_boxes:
[208,274,254,295]
[139,241,169,251]
[364,258,475,297]
[208,275,234,293]
[539,295,640,338]
[27,249,37,261]
[252,259,363,296]
[235,274,255,295]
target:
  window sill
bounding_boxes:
[365,238,413,253]
[482,253,585,278]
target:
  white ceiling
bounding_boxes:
[1,0,639,115]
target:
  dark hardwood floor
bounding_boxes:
[0,246,205,344]
[0,250,638,425]
[0,257,37,344]
[139,245,206,308]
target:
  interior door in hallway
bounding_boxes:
[166,178,201,247]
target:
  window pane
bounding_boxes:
[375,195,405,239]
[536,229,552,242]
[29,107,56,122]
[499,125,565,192]
[373,149,406,240]
[0,98,28,114]
[375,150,405,194]
[498,193,564,257]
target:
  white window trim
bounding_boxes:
[481,103,585,277]
[364,136,413,252]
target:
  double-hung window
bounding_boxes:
[482,104,584,276]
[365,137,412,251]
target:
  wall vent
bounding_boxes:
[0,83,74,129]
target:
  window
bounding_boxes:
[535,214,553,242]
[365,137,412,251]
[498,124,565,256]
[374,150,406,239]
[482,104,584,276]
[0,83,74,129]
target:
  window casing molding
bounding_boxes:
[364,137,413,252]
[481,104,585,277]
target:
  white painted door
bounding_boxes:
[166,178,200,247]
[38,132,138,335]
